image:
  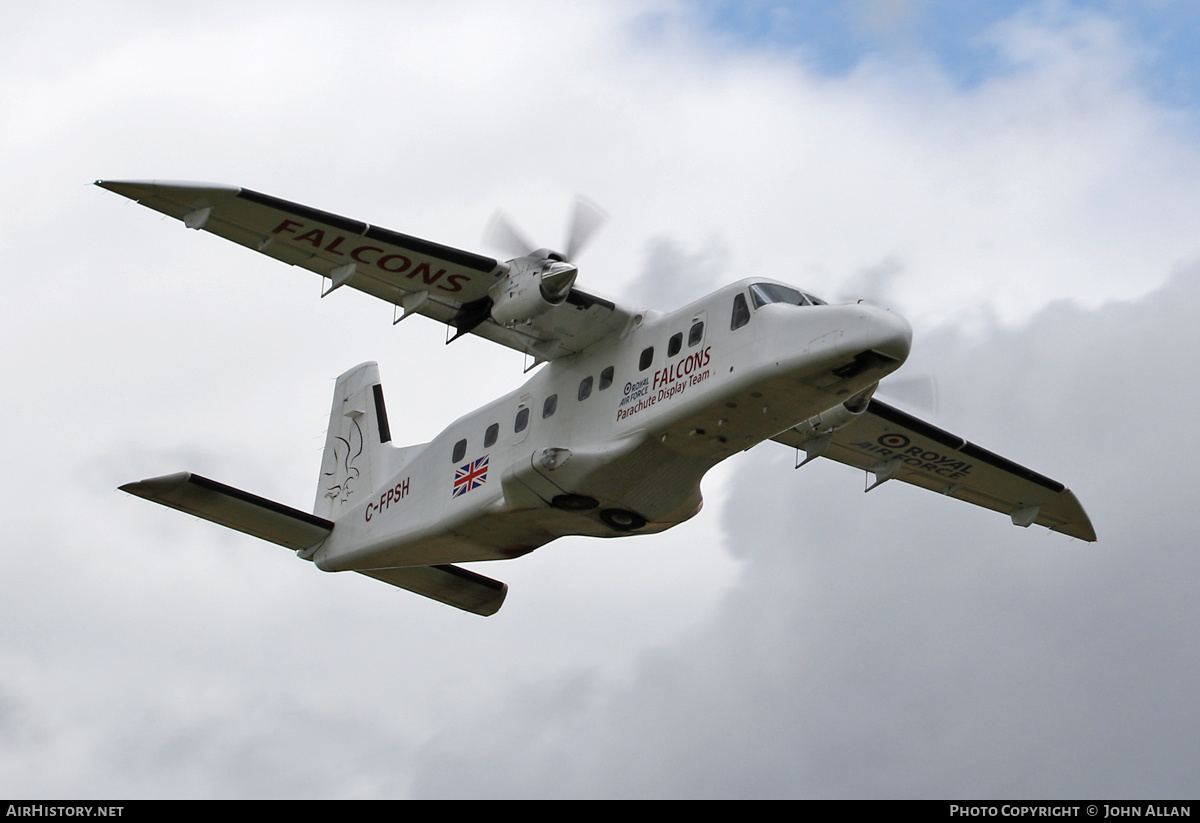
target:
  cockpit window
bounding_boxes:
[731,293,750,330]
[749,283,826,308]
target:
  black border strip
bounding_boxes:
[431,563,507,592]
[237,188,366,235]
[869,400,1065,493]
[372,383,392,445]
[186,474,334,530]
[869,399,965,450]
[365,225,498,272]
[237,188,499,273]
[960,442,1065,493]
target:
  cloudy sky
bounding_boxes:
[3,0,1199,798]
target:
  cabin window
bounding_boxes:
[578,376,593,401]
[543,394,558,418]
[484,423,499,448]
[599,366,614,391]
[731,293,750,330]
[668,332,682,357]
[639,347,654,371]
[688,321,704,347]
[452,438,467,463]
[514,407,530,433]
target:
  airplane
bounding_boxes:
[99,180,1096,617]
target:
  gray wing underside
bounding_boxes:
[97,180,630,361]
[772,399,1096,542]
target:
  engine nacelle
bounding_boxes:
[489,256,577,327]
[788,385,877,466]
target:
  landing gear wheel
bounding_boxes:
[552,494,599,511]
[600,508,647,531]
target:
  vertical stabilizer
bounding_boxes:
[315,362,393,521]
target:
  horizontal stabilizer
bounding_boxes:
[120,472,333,551]
[357,564,508,617]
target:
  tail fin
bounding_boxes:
[315,362,394,520]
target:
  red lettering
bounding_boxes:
[295,229,325,248]
[351,245,383,265]
[440,274,468,293]
[325,235,347,255]
[366,477,411,522]
[406,261,443,283]
[379,254,413,274]
[272,219,303,236]
[653,347,713,390]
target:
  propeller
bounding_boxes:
[452,196,609,340]
[564,195,607,261]
[484,211,537,260]
[484,195,608,264]
[877,373,939,415]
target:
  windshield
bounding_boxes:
[748,283,826,308]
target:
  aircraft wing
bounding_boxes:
[96,180,630,360]
[772,399,1096,541]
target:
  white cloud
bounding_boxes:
[2,0,1197,797]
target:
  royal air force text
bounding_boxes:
[854,437,974,480]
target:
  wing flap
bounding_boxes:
[356,564,508,616]
[120,472,333,551]
[773,400,1096,541]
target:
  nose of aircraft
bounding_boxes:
[862,303,912,364]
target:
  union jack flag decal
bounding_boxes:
[452,454,489,498]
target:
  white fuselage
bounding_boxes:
[311,279,912,573]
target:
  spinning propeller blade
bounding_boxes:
[565,195,608,261]
[877,374,940,415]
[484,195,607,263]
[484,211,536,260]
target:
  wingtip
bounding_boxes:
[94,180,242,198]
[1051,521,1096,543]
[119,472,193,499]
